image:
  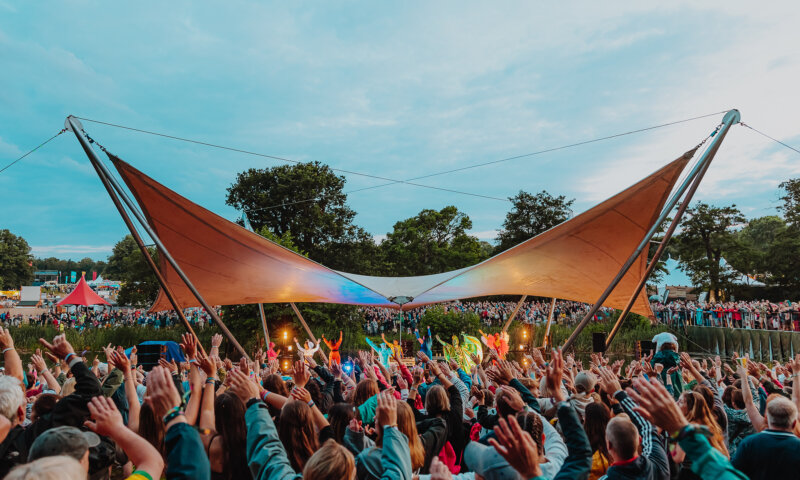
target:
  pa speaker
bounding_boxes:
[592,332,607,353]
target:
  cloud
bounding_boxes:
[31,245,114,257]
[469,230,499,241]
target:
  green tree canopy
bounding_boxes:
[105,235,159,307]
[779,178,800,227]
[0,230,34,289]
[495,190,574,253]
[672,202,746,301]
[379,206,488,276]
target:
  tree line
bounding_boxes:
[3,162,800,306]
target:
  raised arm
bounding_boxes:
[31,351,60,395]
[110,349,140,432]
[0,328,23,384]
[736,364,765,432]
[196,350,218,441]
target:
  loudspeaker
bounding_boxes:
[635,340,657,360]
[592,332,607,353]
[137,343,167,371]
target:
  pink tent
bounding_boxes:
[57,275,111,306]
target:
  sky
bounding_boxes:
[1,2,799,286]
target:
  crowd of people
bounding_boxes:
[361,300,616,335]
[651,300,800,331]
[0,308,214,330]
[1,323,799,480]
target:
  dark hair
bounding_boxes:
[515,411,544,453]
[305,380,323,412]
[328,403,355,444]
[138,403,165,458]
[584,402,611,459]
[214,393,249,480]
[278,400,319,471]
[722,386,735,408]
[30,393,59,422]
[731,389,745,409]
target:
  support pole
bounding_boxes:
[542,297,557,349]
[66,116,250,360]
[65,117,203,350]
[258,303,269,346]
[290,302,317,344]
[502,295,528,332]
[562,109,740,351]
[605,132,722,348]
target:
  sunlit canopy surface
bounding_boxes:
[111,150,691,317]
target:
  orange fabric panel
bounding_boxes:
[110,150,691,316]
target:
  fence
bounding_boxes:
[685,325,800,362]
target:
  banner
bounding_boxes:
[70,271,77,283]
[92,271,97,281]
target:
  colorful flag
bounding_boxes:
[70,271,77,283]
[92,271,97,281]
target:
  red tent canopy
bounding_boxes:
[57,275,111,306]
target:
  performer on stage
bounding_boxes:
[435,334,456,362]
[365,337,392,367]
[496,331,510,359]
[461,334,483,364]
[266,341,281,361]
[321,331,343,365]
[380,332,403,358]
[414,326,433,360]
[478,329,499,355]
[294,337,319,363]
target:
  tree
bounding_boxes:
[779,178,800,227]
[226,162,371,270]
[726,216,787,281]
[105,235,159,307]
[495,190,574,253]
[0,230,34,289]
[671,203,746,301]
[379,206,488,276]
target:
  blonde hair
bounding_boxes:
[424,385,450,416]
[303,439,355,480]
[60,377,77,397]
[6,455,85,480]
[377,401,425,471]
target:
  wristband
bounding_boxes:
[205,377,217,385]
[162,409,185,425]
[1,347,13,354]
[261,390,271,402]
[189,359,197,364]
[64,352,75,362]
[308,400,315,408]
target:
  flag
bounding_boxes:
[70,271,77,283]
[92,271,97,281]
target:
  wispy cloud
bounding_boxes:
[31,245,114,257]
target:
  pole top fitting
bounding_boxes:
[65,115,84,132]
[722,109,741,124]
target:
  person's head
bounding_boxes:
[138,402,165,456]
[60,377,77,396]
[31,393,60,423]
[278,400,319,471]
[27,425,100,473]
[302,439,355,480]
[730,389,745,410]
[424,384,450,417]
[263,374,289,397]
[722,386,735,408]
[6,455,85,480]
[352,379,379,407]
[0,376,25,427]
[515,410,544,457]
[679,391,727,455]
[214,392,249,480]
[327,403,356,444]
[766,396,798,432]
[584,402,611,457]
[305,380,323,410]
[377,401,424,471]
[495,387,523,419]
[605,416,639,463]
[574,371,597,395]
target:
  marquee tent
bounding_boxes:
[57,275,111,306]
[109,149,692,317]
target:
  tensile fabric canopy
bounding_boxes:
[57,275,111,306]
[109,148,692,317]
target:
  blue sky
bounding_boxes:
[1,2,799,286]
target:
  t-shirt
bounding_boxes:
[731,430,800,480]
[125,471,153,480]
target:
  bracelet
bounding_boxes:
[1,347,13,354]
[205,377,217,384]
[162,409,185,425]
[308,400,315,408]
[189,359,197,364]
[261,390,271,402]
[64,352,75,363]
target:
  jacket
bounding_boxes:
[677,426,747,480]
[601,391,669,480]
[165,422,211,480]
[550,401,592,480]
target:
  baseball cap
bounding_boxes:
[574,371,597,393]
[28,426,101,462]
[464,441,524,480]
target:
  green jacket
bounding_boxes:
[677,427,747,480]
[165,422,211,480]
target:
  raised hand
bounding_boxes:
[145,366,182,418]
[84,396,125,436]
[38,334,75,360]
[196,350,216,378]
[0,328,14,350]
[396,375,408,391]
[110,350,131,372]
[488,416,543,479]
[498,385,525,411]
[31,352,48,373]
[375,390,397,427]
[626,377,689,434]
[180,333,198,360]
[293,360,309,388]
[597,366,622,396]
[228,368,260,404]
[429,456,454,480]
[545,348,565,402]
[211,334,223,349]
[291,386,312,403]
[158,358,178,374]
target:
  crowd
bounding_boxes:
[651,300,800,331]
[1,323,799,480]
[361,300,615,335]
[0,308,214,330]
